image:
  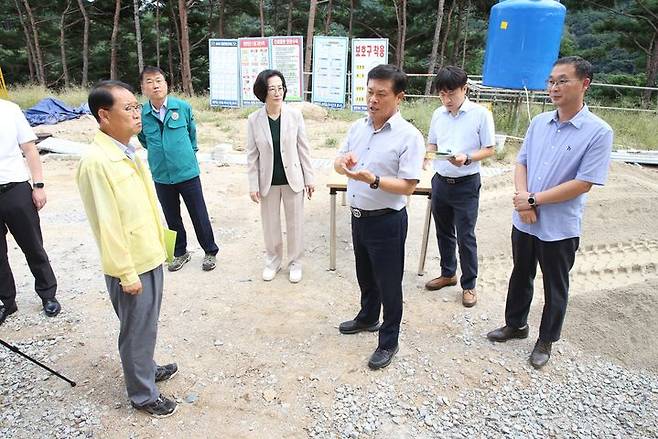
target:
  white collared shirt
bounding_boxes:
[339,111,425,210]
[110,138,137,161]
[0,99,35,184]
[150,96,168,122]
[428,98,496,178]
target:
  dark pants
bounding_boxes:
[154,176,218,257]
[351,208,408,350]
[505,226,579,342]
[431,173,481,290]
[0,182,57,307]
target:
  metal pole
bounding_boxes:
[329,190,337,271]
[0,339,76,387]
[418,196,433,276]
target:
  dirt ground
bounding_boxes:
[3,111,658,438]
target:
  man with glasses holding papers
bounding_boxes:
[424,66,496,308]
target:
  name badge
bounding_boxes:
[171,112,179,121]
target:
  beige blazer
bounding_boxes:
[246,104,315,197]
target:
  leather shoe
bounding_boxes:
[425,275,457,291]
[462,289,477,307]
[43,298,61,317]
[368,345,399,370]
[529,339,552,369]
[0,303,18,325]
[338,319,381,334]
[486,325,529,342]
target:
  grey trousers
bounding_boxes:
[105,265,163,406]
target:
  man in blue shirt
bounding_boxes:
[487,56,613,369]
[138,66,219,272]
[334,65,425,370]
[424,66,496,308]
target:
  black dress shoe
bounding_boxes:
[338,319,381,335]
[43,298,61,317]
[0,303,18,325]
[486,325,529,342]
[368,345,399,370]
[529,339,552,369]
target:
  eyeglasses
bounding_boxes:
[267,86,285,94]
[123,104,143,113]
[546,79,578,89]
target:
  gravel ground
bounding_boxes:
[305,319,658,439]
[1,157,657,438]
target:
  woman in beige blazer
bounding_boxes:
[246,70,315,283]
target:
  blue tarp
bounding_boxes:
[23,97,90,126]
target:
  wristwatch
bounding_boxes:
[33,182,45,189]
[463,154,472,166]
[370,175,380,189]
[528,192,537,207]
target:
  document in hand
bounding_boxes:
[425,150,453,161]
[164,229,177,262]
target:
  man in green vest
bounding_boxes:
[138,66,219,272]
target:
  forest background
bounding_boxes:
[1,0,657,148]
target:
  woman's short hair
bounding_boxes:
[253,69,287,103]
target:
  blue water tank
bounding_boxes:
[482,0,566,90]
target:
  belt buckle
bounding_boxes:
[351,208,362,218]
[446,178,456,184]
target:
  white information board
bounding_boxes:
[350,38,389,112]
[311,36,349,109]
[209,39,240,108]
[270,36,304,102]
[239,37,271,106]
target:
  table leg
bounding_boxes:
[330,191,337,271]
[341,191,346,207]
[418,196,432,276]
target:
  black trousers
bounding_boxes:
[154,176,218,257]
[351,208,407,350]
[430,173,481,290]
[505,226,579,342]
[0,182,57,307]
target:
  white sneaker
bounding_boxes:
[262,266,280,281]
[289,265,302,283]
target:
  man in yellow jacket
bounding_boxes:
[76,80,178,418]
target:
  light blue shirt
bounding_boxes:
[339,112,425,211]
[110,138,137,161]
[427,98,496,178]
[150,97,168,122]
[513,105,613,241]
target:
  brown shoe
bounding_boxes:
[462,289,477,307]
[425,275,457,291]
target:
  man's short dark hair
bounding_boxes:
[139,66,167,83]
[432,66,468,93]
[367,64,407,94]
[553,56,594,82]
[88,80,134,123]
[253,69,287,103]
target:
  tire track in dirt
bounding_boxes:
[477,238,658,296]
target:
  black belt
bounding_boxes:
[350,207,397,218]
[0,182,19,194]
[435,173,478,185]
